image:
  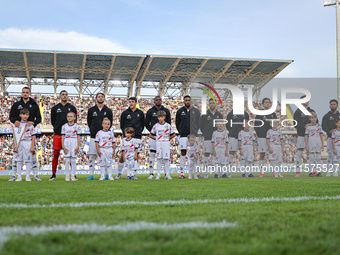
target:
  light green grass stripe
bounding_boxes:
[1,195,340,209]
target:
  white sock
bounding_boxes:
[228,154,234,166]
[327,153,334,172]
[246,161,252,173]
[89,154,96,175]
[316,153,321,165]
[118,162,123,174]
[26,162,31,177]
[126,163,130,177]
[180,155,186,174]
[71,158,76,177]
[134,160,139,176]
[17,161,22,177]
[149,152,156,174]
[65,158,71,177]
[100,166,105,178]
[32,155,38,176]
[296,150,303,172]
[259,159,265,174]
[309,153,316,170]
[157,158,162,176]
[164,159,170,176]
[11,159,17,177]
[271,160,277,176]
[203,156,209,168]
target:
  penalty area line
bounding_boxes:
[0,221,237,249]
[0,195,340,209]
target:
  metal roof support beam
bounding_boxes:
[53,53,58,96]
[135,56,153,98]
[158,58,181,97]
[79,54,87,97]
[104,55,116,96]
[127,56,145,97]
[232,61,261,85]
[183,58,208,86]
[23,51,31,88]
[206,60,235,86]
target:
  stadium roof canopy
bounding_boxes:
[0,49,293,98]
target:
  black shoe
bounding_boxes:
[248,173,255,178]
[316,173,322,177]
[241,173,246,178]
[221,173,228,178]
[309,173,314,177]
[49,174,56,181]
[214,174,219,178]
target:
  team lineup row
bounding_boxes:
[6,87,340,181]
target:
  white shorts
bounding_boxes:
[179,137,188,151]
[269,145,282,161]
[64,138,78,158]
[296,136,305,149]
[156,141,170,159]
[229,137,238,152]
[203,140,213,154]
[87,138,98,155]
[135,138,144,153]
[308,137,322,153]
[98,148,113,167]
[214,147,227,165]
[148,137,156,151]
[334,147,340,162]
[327,137,334,154]
[257,138,268,153]
[13,141,33,163]
[124,158,135,171]
[241,145,254,162]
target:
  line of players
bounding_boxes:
[6,87,340,181]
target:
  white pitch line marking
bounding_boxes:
[0,195,339,209]
[0,221,237,249]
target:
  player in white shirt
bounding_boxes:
[187,135,200,179]
[149,110,175,179]
[211,122,228,178]
[238,122,256,178]
[331,118,340,177]
[11,109,37,182]
[61,112,81,181]
[266,120,284,177]
[305,112,324,177]
[121,127,138,180]
[95,118,116,181]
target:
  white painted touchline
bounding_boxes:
[0,221,237,249]
[0,195,340,209]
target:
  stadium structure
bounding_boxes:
[0,49,293,99]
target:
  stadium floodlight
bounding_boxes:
[324,0,340,103]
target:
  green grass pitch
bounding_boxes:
[1,173,340,255]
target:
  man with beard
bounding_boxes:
[119,97,145,180]
[8,87,42,181]
[175,95,201,179]
[294,95,318,177]
[145,96,171,179]
[254,98,277,177]
[86,93,113,180]
[200,98,223,178]
[322,99,340,177]
[49,90,77,181]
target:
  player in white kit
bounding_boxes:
[305,112,324,177]
[331,118,340,176]
[238,122,256,178]
[61,112,81,181]
[121,127,138,180]
[149,111,175,179]
[95,118,116,181]
[11,109,37,182]
[266,121,284,177]
[211,122,228,178]
[187,135,200,179]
